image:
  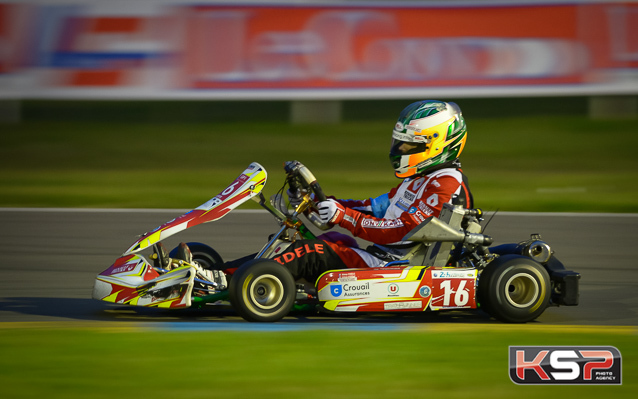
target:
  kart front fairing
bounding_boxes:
[92,163,267,309]
[92,254,195,308]
[125,163,267,254]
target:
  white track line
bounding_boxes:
[1,208,637,217]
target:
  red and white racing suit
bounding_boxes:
[268,165,473,282]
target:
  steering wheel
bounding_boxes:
[284,160,330,230]
[284,160,326,201]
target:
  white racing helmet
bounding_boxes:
[390,100,468,178]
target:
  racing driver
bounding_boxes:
[230,100,473,283]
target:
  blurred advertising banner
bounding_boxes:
[1,0,637,99]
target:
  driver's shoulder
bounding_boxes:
[426,167,464,182]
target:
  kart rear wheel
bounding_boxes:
[478,255,550,323]
[229,259,295,322]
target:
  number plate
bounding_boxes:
[430,269,477,310]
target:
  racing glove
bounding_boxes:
[317,199,345,225]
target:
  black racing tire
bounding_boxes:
[169,242,224,270]
[478,255,551,323]
[229,259,296,322]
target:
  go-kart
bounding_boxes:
[93,161,580,323]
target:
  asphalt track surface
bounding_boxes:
[1,208,637,327]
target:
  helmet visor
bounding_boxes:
[390,139,426,156]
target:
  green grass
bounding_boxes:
[0,325,634,399]
[1,115,637,212]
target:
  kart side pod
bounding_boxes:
[316,266,479,313]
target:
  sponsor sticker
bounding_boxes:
[208,197,223,207]
[509,346,622,385]
[273,243,325,265]
[110,260,140,275]
[338,272,357,282]
[343,214,356,226]
[433,270,475,279]
[409,210,426,223]
[384,301,422,310]
[395,197,410,212]
[418,201,434,216]
[111,264,136,274]
[361,219,404,229]
[329,282,371,298]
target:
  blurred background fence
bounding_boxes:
[1,0,637,123]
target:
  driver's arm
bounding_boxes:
[328,174,462,244]
[332,183,402,217]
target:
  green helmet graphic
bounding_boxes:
[390,100,467,178]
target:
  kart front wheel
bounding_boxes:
[478,255,550,323]
[229,259,295,322]
[169,242,224,269]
